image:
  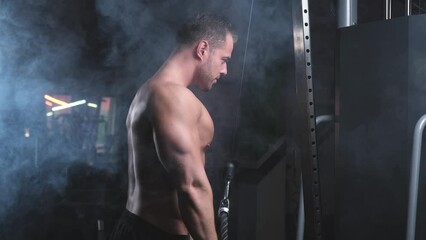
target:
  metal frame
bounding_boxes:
[292,0,323,239]
[296,115,335,240]
[406,114,426,240]
[337,0,358,28]
[406,0,412,16]
[385,0,393,19]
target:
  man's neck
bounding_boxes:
[154,48,197,87]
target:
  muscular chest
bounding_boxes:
[198,107,214,150]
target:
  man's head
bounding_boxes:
[177,13,237,91]
[176,13,237,50]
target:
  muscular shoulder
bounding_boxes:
[149,83,202,121]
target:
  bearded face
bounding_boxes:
[197,56,218,91]
[195,33,234,91]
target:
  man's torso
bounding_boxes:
[125,80,214,235]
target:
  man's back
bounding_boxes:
[125,79,214,235]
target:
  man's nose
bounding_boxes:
[221,65,227,76]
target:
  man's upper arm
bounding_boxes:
[149,87,205,188]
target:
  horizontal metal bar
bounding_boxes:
[315,115,334,125]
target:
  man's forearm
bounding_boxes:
[177,185,218,240]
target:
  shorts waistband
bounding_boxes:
[122,209,190,240]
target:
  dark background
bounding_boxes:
[1,0,426,239]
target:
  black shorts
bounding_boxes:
[109,209,190,240]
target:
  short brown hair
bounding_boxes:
[176,13,237,49]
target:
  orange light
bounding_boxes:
[45,101,53,107]
[44,95,68,106]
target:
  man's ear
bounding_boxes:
[195,40,209,61]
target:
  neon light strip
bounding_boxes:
[87,103,98,108]
[52,100,86,112]
[44,95,68,106]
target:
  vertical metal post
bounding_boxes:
[385,0,392,19]
[292,0,323,239]
[296,115,335,240]
[338,0,358,28]
[406,114,426,240]
[97,219,106,240]
[406,0,412,16]
[297,176,305,240]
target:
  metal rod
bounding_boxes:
[406,114,426,240]
[338,0,358,28]
[385,0,392,19]
[406,0,412,16]
[231,0,255,155]
[97,219,106,240]
[293,0,323,237]
[296,175,305,240]
[316,115,334,125]
[295,116,334,240]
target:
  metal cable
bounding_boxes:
[231,0,255,155]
